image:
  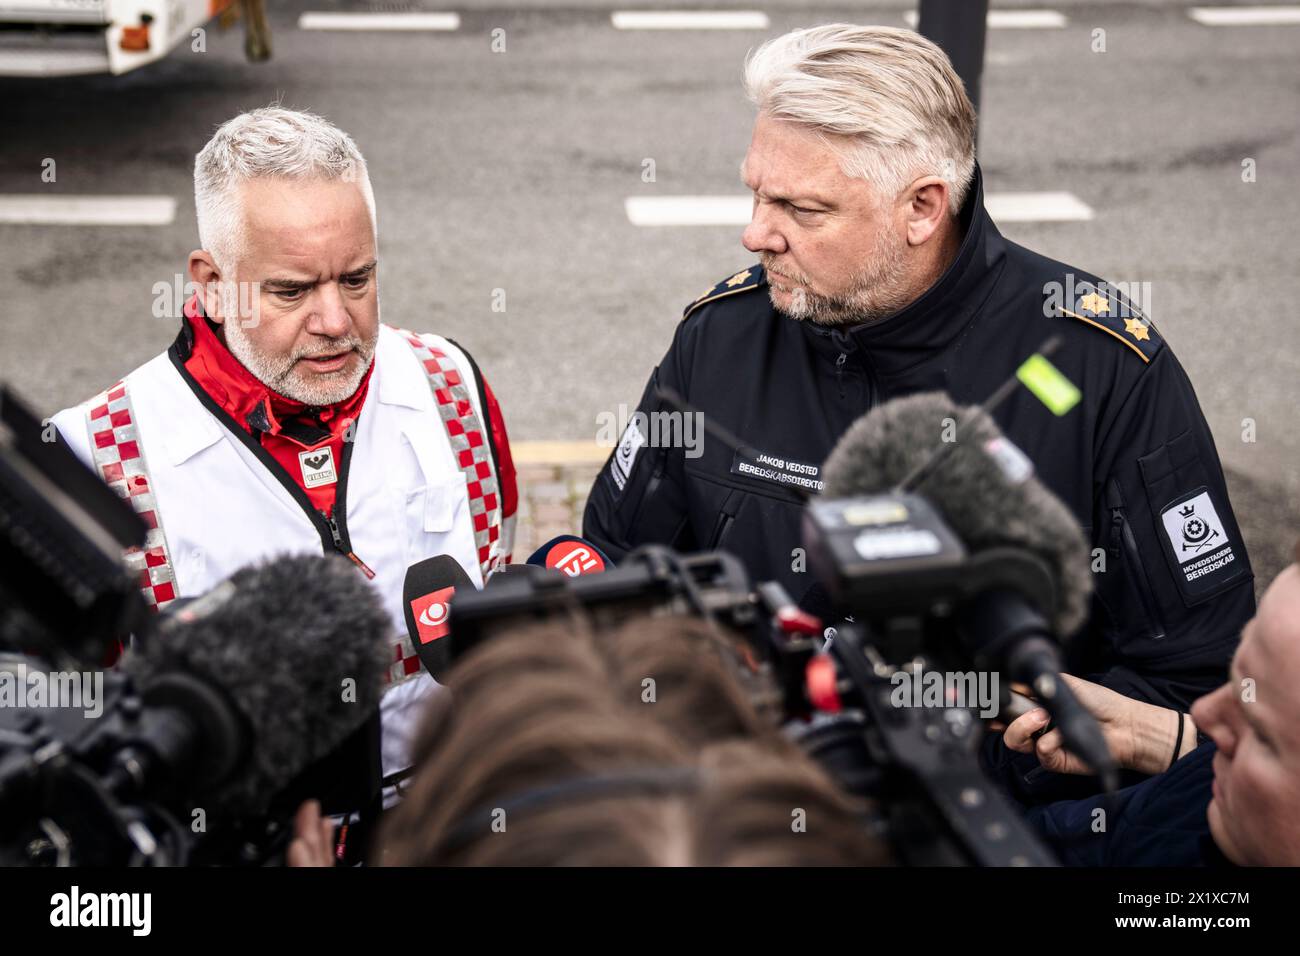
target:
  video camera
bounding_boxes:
[448,363,1107,866]
[448,514,1059,866]
[0,386,384,867]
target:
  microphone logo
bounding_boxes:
[410,586,457,644]
[419,603,449,628]
[546,542,605,577]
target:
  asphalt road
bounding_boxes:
[1,0,1296,585]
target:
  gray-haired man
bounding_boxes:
[51,108,519,822]
[583,24,1254,805]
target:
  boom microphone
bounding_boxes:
[822,392,1091,638]
[403,555,476,682]
[121,553,391,819]
[819,392,1116,789]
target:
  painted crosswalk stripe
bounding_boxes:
[626,192,1093,227]
[298,12,461,31]
[0,195,176,225]
[611,11,770,30]
[1188,6,1300,25]
[903,9,1066,28]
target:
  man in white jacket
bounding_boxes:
[51,107,518,799]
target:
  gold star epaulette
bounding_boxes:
[682,266,766,320]
[1057,281,1162,364]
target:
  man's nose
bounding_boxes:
[1191,685,1237,757]
[306,283,352,339]
[742,202,787,255]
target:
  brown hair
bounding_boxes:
[375,613,890,866]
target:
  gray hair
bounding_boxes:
[744,24,977,214]
[193,107,377,274]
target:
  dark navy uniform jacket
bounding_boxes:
[1025,741,1230,866]
[583,165,1254,729]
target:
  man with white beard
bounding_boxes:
[51,108,518,826]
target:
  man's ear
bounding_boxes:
[188,250,225,324]
[902,176,952,247]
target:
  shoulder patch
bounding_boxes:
[1055,279,1162,364]
[682,265,766,320]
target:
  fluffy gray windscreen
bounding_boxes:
[821,392,1092,638]
[128,553,392,816]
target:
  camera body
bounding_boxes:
[449,495,1063,865]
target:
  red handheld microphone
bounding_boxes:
[525,535,612,578]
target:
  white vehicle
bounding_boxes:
[0,0,269,77]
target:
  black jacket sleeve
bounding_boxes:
[582,326,697,560]
[1081,346,1255,710]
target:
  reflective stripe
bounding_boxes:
[84,381,179,612]
[397,328,505,580]
[387,635,424,687]
[83,340,494,687]
[383,330,504,687]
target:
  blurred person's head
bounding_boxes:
[1191,548,1300,865]
[188,107,380,406]
[740,24,977,326]
[377,614,891,866]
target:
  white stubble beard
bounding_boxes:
[763,225,914,327]
[224,313,378,406]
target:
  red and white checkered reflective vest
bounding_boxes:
[51,325,516,780]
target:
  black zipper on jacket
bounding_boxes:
[167,337,374,577]
[1106,480,1165,640]
[1114,510,1164,640]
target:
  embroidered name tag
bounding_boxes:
[299,446,338,489]
[730,448,824,494]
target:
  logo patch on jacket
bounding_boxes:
[298,446,337,489]
[730,448,824,494]
[612,420,645,491]
[1160,488,1239,593]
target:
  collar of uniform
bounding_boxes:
[373,325,435,411]
[801,163,1005,375]
[176,294,374,434]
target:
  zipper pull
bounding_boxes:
[324,512,376,579]
[1109,509,1124,560]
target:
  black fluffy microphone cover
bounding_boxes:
[821,392,1092,639]
[124,553,392,817]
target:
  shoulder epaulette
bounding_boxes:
[682,265,766,320]
[1056,279,1162,364]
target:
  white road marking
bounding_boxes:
[625,196,751,226]
[298,12,461,31]
[1189,6,1300,25]
[903,9,1067,28]
[0,195,176,226]
[611,11,770,30]
[985,192,1094,222]
[625,192,1094,226]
